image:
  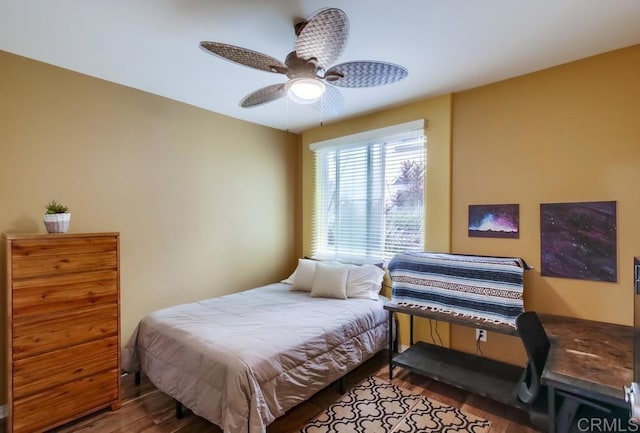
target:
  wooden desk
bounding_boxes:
[540,314,633,406]
[540,314,633,432]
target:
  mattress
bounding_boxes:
[122,283,388,433]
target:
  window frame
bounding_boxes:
[310,120,426,263]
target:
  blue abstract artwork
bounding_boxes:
[540,201,617,282]
[468,204,519,238]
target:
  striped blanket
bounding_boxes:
[388,252,526,326]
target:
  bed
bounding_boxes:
[122,277,388,433]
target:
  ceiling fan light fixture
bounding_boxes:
[286,78,326,104]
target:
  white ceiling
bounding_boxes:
[2,1,640,133]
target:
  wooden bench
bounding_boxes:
[385,303,526,409]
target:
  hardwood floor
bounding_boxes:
[0,351,541,432]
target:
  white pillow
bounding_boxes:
[310,262,351,299]
[346,264,385,300]
[281,269,296,284]
[291,258,317,291]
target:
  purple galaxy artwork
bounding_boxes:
[540,201,617,282]
[468,204,519,238]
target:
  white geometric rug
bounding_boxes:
[300,376,491,433]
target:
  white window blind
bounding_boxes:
[310,120,426,263]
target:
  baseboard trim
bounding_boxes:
[0,404,6,420]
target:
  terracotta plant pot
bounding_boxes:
[43,213,71,233]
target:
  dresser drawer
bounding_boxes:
[13,336,118,399]
[11,250,117,279]
[12,270,118,318]
[12,368,119,433]
[10,236,117,258]
[12,304,118,360]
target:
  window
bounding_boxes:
[311,120,425,263]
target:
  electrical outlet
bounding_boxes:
[476,329,487,342]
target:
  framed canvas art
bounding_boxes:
[540,201,617,282]
[468,204,519,238]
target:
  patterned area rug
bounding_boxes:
[300,376,491,433]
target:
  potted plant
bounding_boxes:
[43,200,71,233]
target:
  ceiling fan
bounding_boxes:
[199,8,408,116]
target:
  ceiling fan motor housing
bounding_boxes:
[285,51,320,79]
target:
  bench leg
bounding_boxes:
[134,371,141,385]
[388,311,395,380]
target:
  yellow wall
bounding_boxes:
[0,51,300,404]
[451,44,640,364]
[1,39,638,410]
[301,95,453,347]
[301,45,640,366]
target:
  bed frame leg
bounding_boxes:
[176,400,184,419]
[339,376,346,394]
[134,371,141,385]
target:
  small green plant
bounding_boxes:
[45,200,69,214]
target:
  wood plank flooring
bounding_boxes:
[0,351,542,432]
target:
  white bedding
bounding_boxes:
[122,283,388,433]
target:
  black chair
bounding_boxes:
[516,311,552,430]
[516,312,615,433]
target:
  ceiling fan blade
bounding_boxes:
[312,85,343,117]
[240,83,287,108]
[200,41,288,74]
[324,61,408,88]
[295,8,348,70]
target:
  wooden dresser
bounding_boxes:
[4,232,121,433]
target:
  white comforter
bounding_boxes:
[122,283,388,433]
